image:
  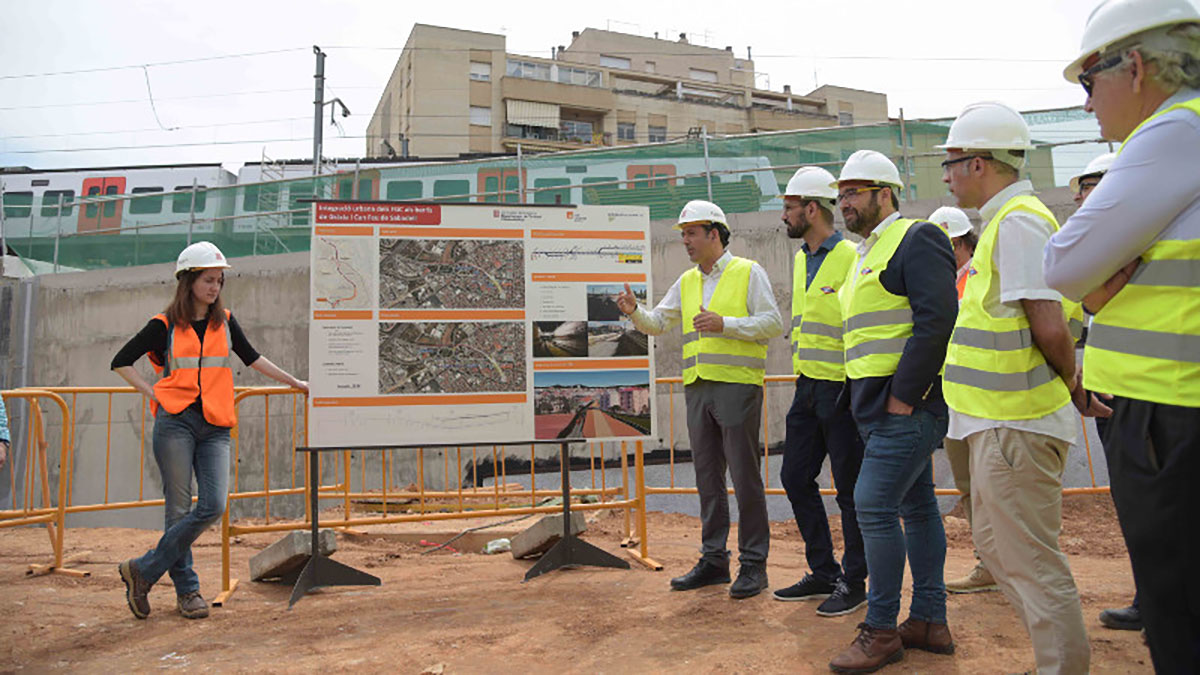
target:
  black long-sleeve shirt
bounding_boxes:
[846,221,958,426]
[111,315,260,371]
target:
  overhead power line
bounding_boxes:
[0,47,310,81]
[4,136,367,154]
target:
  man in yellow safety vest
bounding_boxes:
[939,100,1092,674]
[1046,0,1200,668]
[827,151,958,673]
[772,166,868,618]
[617,200,783,599]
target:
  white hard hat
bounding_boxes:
[1064,0,1200,82]
[935,101,1034,169]
[783,166,838,206]
[674,200,728,231]
[832,150,903,191]
[928,206,974,239]
[1069,152,1118,192]
[175,241,231,279]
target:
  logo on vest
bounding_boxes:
[968,267,978,277]
[860,267,873,276]
[821,286,836,294]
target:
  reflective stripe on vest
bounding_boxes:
[791,239,856,381]
[943,195,1082,420]
[840,219,924,379]
[681,256,767,386]
[152,310,238,428]
[1084,97,1200,407]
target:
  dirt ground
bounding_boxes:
[0,494,1151,673]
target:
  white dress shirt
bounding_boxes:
[948,181,1077,444]
[1044,87,1200,301]
[629,250,783,343]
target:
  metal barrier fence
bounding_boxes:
[0,375,1108,600]
[652,374,1110,499]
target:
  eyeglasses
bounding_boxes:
[940,154,988,170]
[1079,53,1128,96]
[1077,178,1102,194]
[836,186,883,203]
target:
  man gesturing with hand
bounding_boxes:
[618,200,783,599]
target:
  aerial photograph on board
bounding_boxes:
[379,321,527,394]
[378,238,525,309]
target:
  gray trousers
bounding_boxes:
[685,379,769,566]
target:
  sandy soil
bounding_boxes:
[0,494,1151,673]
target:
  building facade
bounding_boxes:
[367,25,891,159]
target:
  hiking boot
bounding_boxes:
[945,561,997,594]
[817,580,867,617]
[669,559,731,591]
[177,591,209,619]
[898,617,956,655]
[729,564,768,599]
[773,573,836,602]
[1099,604,1142,631]
[118,559,152,619]
[829,623,904,673]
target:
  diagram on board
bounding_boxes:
[313,236,374,310]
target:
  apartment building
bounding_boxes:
[366,24,891,158]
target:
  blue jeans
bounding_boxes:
[854,409,948,629]
[135,405,230,596]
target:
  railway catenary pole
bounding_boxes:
[899,108,912,200]
[701,125,713,202]
[313,46,326,177]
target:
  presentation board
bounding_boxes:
[307,201,655,447]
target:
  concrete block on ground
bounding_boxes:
[511,512,586,559]
[250,529,338,581]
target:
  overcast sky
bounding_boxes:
[0,0,1105,172]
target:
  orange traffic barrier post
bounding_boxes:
[0,389,85,578]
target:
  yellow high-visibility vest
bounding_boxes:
[841,219,924,380]
[1085,97,1200,407]
[792,239,857,381]
[681,256,767,386]
[944,195,1084,420]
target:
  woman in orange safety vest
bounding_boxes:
[111,241,307,621]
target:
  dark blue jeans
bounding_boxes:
[135,406,230,596]
[854,409,948,629]
[780,375,866,586]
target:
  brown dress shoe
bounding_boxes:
[829,623,904,673]
[897,617,955,654]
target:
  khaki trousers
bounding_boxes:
[968,427,1089,675]
[944,437,973,529]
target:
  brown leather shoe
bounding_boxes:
[897,617,955,655]
[118,559,152,619]
[829,623,904,673]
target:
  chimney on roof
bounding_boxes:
[783,84,791,93]
[654,31,659,39]
[679,32,688,43]
[572,31,580,39]
[725,45,732,52]
[747,46,752,60]
[558,45,565,59]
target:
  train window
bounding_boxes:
[504,174,520,203]
[129,187,164,215]
[2,191,33,218]
[432,179,470,202]
[289,180,314,226]
[172,185,207,214]
[533,178,570,205]
[385,180,422,201]
[483,175,500,203]
[580,177,617,204]
[242,185,260,212]
[84,186,100,218]
[103,184,119,218]
[40,190,75,217]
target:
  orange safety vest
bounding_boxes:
[150,310,237,428]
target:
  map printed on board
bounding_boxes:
[307,201,654,447]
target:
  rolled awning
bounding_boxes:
[505,99,560,128]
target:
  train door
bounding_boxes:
[78,176,126,233]
[477,168,525,203]
[626,164,676,189]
